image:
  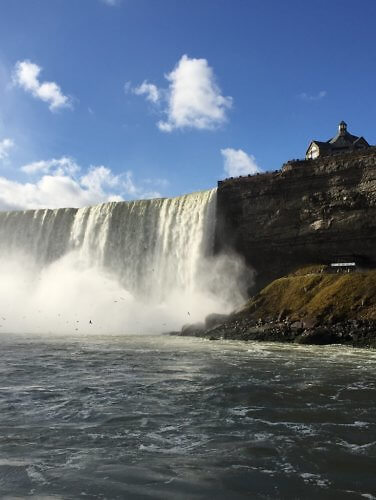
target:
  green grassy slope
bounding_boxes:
[240,267,376,322]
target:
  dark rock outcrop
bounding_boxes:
[205,313,229,329]
[180,322,205,336]
[176,315,376,348]
[174,268,376,348]
[215,149,376,291]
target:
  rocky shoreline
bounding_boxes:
[172,267,376,348]
[174,314,376,348]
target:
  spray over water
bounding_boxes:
[0,189,252,334]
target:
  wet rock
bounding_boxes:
[302,317,318,329]
[174,311,376,349]
[181,322,205,336]
[205,313,229,329]
[295,327,340,345]
[290,321,304,333]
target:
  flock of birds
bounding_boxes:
[0,304,191,332]
[0,313,94,332]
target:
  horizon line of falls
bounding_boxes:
[0,189,252,335]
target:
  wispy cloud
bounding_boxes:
[13,60,72,111]
[0,138,14,161]
[133,80,161,103]
[299,90,327,101]
[100,0,121,6]
[21,156,79,176]
[131,55,232,132]
[0,156,164,211]
[143,177,169,188]
[221,148,262,177]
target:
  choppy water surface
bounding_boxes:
[0,335,375,499]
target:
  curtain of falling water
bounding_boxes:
[0,190,217,301]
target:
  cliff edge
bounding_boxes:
[215,148,376,291]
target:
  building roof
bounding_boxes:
[306,121,370,157]
[328,121,369,149]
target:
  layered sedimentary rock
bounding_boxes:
[216,148,376,291]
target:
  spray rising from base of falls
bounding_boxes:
[0,190,253,335]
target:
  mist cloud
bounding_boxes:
[0,250,252,336]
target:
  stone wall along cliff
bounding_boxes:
[215,148,376,292]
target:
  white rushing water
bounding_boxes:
[0,189,251,334]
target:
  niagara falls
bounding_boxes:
[0,189,250,336]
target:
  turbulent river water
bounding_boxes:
[1,334,375,499]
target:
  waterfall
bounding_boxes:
[0,189,250,334]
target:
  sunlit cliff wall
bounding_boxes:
[216,148,376,291]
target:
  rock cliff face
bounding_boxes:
[215,149,376,291]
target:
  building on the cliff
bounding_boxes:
[330,255,358,273]
[306,121,370,160]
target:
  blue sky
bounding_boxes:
[0,0,375,209]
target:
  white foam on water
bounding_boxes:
[339,439,376,454]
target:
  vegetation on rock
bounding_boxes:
[240,267,376,322]
[177,267,376,347]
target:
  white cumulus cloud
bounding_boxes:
[0,138,14,160]
[221,148,262,177]
[0,157,164,211]
[132,55,232,132]
[21,156,79,176]
[13,60,72,111]
[133,80,160,103]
